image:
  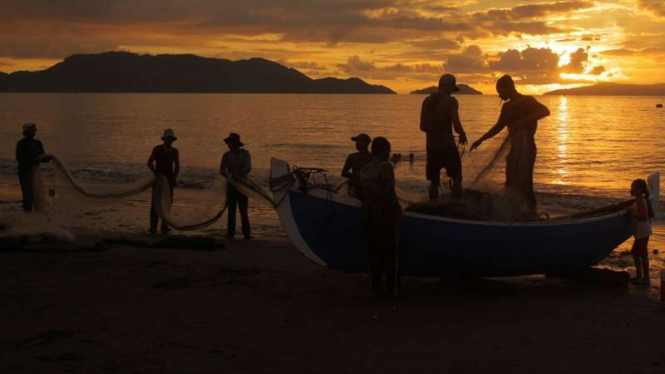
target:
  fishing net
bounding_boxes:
[403,129,541,221]
[30,154,230,233]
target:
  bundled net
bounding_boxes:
[403,129,541,222]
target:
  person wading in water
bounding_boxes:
[147,129,180,234]
[420,74,468,200]
[341,133,373,197]
[471,75,550,213]
[16,123,49,212]
[220,133,252,240]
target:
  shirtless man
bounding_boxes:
[420,74,468,200]
[471,75,550,211]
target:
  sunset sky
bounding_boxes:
[1,0,664,94]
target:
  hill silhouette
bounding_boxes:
[0,72,7,91]
[545,83,665,96]
[0,52,395,94]
[410,84,482,95]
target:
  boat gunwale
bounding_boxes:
[293,187,629,228]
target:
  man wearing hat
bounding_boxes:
[147,129,180,234]
[220,133,251,240]
[15,123,46,212]
[420,73,468,200]
[341,133,373,197]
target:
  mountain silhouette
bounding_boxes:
[0,52,395,94]
[410,84,482,95]
[544,82,665,96]
[0,71,7,91]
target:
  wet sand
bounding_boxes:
[2,172,665,373]
[2,236,665,374]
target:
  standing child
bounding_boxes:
[628,179,654,284]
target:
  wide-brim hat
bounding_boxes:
[224,132,244,147]
[161,128,178,141]
[351,133,371,144]
[22,123,37,133]
[439,73,460,92]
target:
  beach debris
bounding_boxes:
[657,103,663,108]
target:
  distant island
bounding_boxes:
[544,83,665,96]
[410,84,483,95]
[0,51,395,94]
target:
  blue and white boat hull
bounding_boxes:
[270,159,633,277]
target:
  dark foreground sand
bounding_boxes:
[1,237,665,374]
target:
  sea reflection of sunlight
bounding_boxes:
[554,96,569,185]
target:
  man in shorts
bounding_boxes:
[420,74,468,200]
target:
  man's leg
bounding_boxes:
[19,172,33,212]
[369,225,385,298]
[226,187,238,239]
[448,147,463,199]
[149,202,158,233]
[451,175,462,199]
[238,193,250,239]
[384,224,398,298]
[641,238,650,281]
[633,255,643,280]
[426,155,440,201]
[429,173,440,201]
[160,186,173,234]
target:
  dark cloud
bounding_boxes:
[443,45,487,73]
[0,0,594,62]
[471,1,594,21]
[490,47,559,73]
[639,0,665,17]
[337,55,442,80]
[589,65,605,75]
[510,1,595,18]
[467,1,596,36]
[562,47,588,73]
[409,38,460,50]
[444,45,606,85]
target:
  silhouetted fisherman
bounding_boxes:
[148,129,180,234]
[341,133,373,197]
[220,133,251,240]
[15,123,47,212]
[420,74,468,200]
[471,75,550,211]
[359,137,402,299]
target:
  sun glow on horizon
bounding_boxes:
[0,0,663,94]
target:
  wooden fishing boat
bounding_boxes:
[270,158,643,277]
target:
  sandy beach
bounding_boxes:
[1,235,665,374]
[2,169,665,374]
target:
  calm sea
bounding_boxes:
[1,93,664,277]
[1,93,663,201]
